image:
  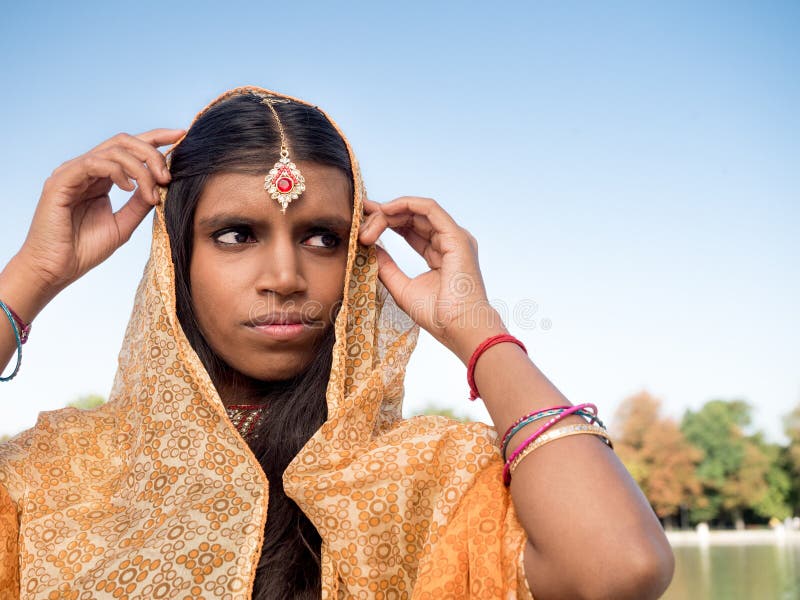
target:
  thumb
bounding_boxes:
[374,244,411,307]
[113,187,156,243]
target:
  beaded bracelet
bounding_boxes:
[501,407,604,461]
[0,300,23,382]
[506,424,613,485]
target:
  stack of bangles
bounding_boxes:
[466,333,614,487]
[0,298,31,382]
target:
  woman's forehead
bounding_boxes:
[195,169,353,229]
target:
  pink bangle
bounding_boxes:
[503,403,597,486]
[467,333,527,401]
[500,405,573,450]
[0,299,30,344]
[500,405,599,461]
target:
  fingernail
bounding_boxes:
[152,186,160,203]
[161,167,170,179]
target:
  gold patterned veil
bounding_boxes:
[0,85,531,599]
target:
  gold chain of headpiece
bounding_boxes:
[255,93,306,213]
[260,97,290,159]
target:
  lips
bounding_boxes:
[247,312,307,326]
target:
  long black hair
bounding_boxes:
[164,92,353,599]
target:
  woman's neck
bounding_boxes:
[215,370,296,408]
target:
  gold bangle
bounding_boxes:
[509,424,613,477]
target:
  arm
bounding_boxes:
[0,129,184,378]
[358,196,674,600]
[450,322,674,600]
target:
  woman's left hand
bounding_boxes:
[358,196,508,363]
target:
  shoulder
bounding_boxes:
[0,420,39,502]
[372,414,505,509]
[381,414,500,447]
[404,422,533,599]
[0,404,118,502]
[3,403,117,449]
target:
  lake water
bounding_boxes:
[664,543,800,599]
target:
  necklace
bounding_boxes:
[225,403,268,442]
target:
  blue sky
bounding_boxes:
[0,1,797,441]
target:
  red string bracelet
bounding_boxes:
[467,333,527,401]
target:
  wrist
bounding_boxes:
[447,308,510,366]
[0,253,60,324]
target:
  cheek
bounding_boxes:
[309,258,347,299]
[189,249,239,334]
[310,259,348,325]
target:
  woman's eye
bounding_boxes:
[211,227,340,248]
[213,228,255,245]
[304,232,342,249]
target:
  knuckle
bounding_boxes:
[42,175,57,194]
[92,146,113,161]
[50,160,69,177]
[137,165,154,182]
[113,132,131,144]
[461,228,478,247]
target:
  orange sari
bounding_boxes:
[0,86,534,599]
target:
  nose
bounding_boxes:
[255,233,308,297]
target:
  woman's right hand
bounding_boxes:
[16,128,186,294]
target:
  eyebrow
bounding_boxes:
[197,213,352,232]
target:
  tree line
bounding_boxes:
[614,391,800,530]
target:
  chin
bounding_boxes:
[235,351,315,382]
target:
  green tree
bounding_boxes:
[748,435,792,521]
[417,403,469,422]
[67,394,107,410]
[681,399,782,528]
[781,402,800,515]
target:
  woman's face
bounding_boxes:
[190,162,352,386]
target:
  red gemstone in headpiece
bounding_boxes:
[276,176,293,193]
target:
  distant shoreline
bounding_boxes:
[667,529,800,546]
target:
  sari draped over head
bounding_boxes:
[0,86,534,599]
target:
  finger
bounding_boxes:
[363,197,383,215]
[135,127,187,148]
[360,209,436,245]
[51,156,135,207]
[97,146,161,204]
[374,244,412,304]
[113,190,155,243]
[380,196,459,234]
[395,225,443,269]
[91,129,184,154]
[384,212,436,240]
[94,131,181,183]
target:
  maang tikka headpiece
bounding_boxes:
[260,96,306,213]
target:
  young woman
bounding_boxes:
[0,86,674,599]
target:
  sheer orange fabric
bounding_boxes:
[0,86,534,599]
